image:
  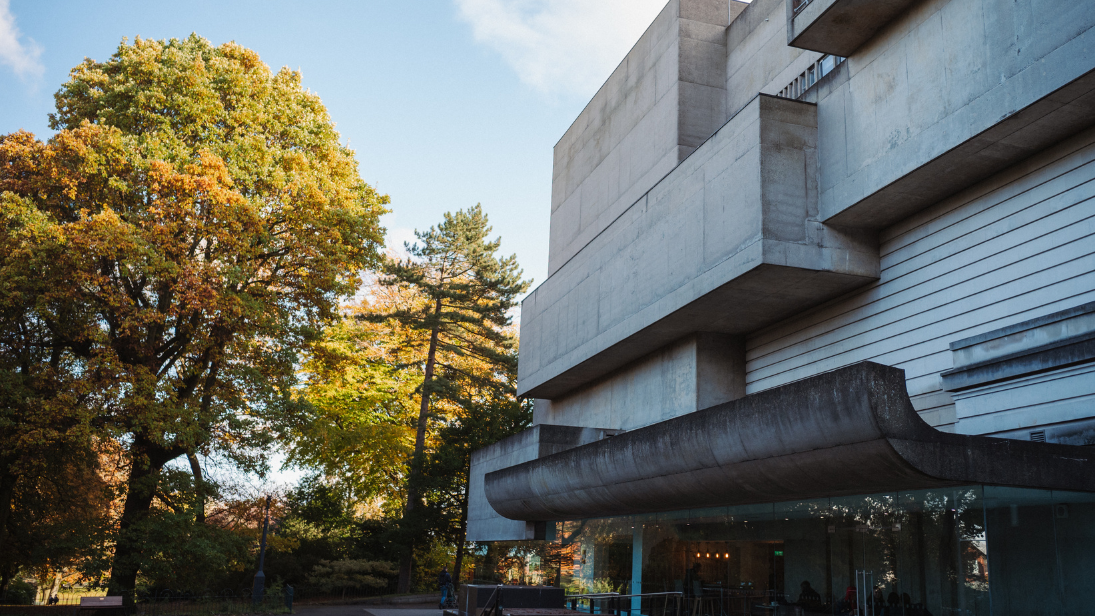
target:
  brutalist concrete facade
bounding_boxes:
[468,0,1095,557]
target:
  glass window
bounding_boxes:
[984,487,1095,615]
[559,517,635,600]
[470,485,1095,616]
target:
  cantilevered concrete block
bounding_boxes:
[533,333,746,431]
[549,0,731,276]
[519,95,879,401]
[787,0,920,57]
[815,0,1095,230]
[465,424,618,542]
[491,362,1095,521]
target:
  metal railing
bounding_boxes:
[793,0,813,15]
[777,54,845,99]
[566,592,683,616]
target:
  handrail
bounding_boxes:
[567,591,684,616]
[566,592,683,599]
[793,0,813,14]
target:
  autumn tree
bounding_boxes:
[0,438,114,598]
[370,205,529,591]
[289,284,422,506]
[0,190,106,574]
[0,35,387,598]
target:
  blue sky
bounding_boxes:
[0,0,672,289]
[0,0,678,486]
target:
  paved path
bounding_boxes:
[363,608,446,616]
[296,604,445,616]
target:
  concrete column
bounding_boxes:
[631,522,643,615]
[695,333,746,409]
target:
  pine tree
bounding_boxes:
[369,205,529,592]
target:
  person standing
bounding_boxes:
[438,566,454,608]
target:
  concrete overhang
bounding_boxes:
[487,362,1095,521]
[787,0,920,57]
[517,96,879,400]
[822,69,1095,230]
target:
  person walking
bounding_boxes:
[438,566,454,609]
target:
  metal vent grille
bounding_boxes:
[1030,430,1047,443]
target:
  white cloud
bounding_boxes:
[455,0,672,98]
[0,0,43,80]
[385,225,419,259]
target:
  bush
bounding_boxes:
[305,560,397,594]
[1,579,37,605]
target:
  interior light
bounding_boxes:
[696,553,701,558]
[706,553,710,558]
[724,553,729,558]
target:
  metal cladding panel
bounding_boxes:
[485,362,1095,521]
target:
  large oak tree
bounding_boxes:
[0,35,387,597]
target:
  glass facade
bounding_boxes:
[467,486,1095,615]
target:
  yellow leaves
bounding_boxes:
[0,33,392,521]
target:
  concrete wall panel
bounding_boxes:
[817,0,1095,227]
[725,0,820,117]
[467,425,621,541]
[533,333,745,430]
[548,0,731,276]
[520,96,878,399]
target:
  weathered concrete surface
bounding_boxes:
[549,0,731,276]
[519,95,878,400]
[943,300,1095,392]
[788,0,922,57]
[942,301,1095,436]
[532,333,745,430]
[725,0,819,117]
[465,424,615,541]
[816,0,1095,230]
[487,362,1095,521]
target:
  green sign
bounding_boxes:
[774,550,784,556]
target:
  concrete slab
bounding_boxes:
[789,0,921,57]
[519,96,878,401]
[491,362,1095,521]
[363,609,445,616]
[295,606,441,616]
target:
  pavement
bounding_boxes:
[295,604,446,616]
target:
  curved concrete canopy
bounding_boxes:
[486,362,1095,521]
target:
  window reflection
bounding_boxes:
[467,486,1095,616]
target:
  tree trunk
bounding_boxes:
[107,439,177,603]
[398,298,444,594]
[0,466,17,560]
[452,468,471,586]
[0,569,12,601]
[48,571,62,602]
[186,451,205,524]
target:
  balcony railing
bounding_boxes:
[566,592,683,616]
[777,53,844,99]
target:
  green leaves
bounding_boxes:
[305,559,397,592]
[376,204,529,404]
[0,34,389,594]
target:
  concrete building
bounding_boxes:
[466,0,1095,613]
